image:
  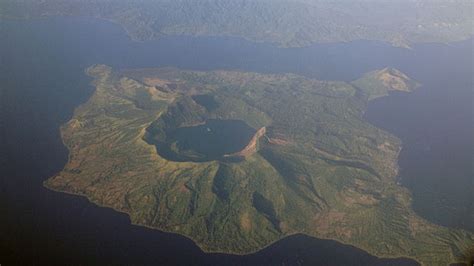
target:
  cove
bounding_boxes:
[2,17,471,264]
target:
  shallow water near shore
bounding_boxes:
[1,17,472,264]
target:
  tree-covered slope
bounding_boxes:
[44,65,474,265]
[2,0,473,48]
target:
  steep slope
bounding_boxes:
[44,65,474,265]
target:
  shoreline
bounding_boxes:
[43,182,422,264]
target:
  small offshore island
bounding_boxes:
[45,64,473,265]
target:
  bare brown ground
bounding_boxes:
[225,127,266,157]
[240,212,252,232]
[268,138,290,145]
[143,77,172,87]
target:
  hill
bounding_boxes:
[2,0,473,48]
[44,64,474,265]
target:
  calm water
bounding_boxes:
[364,41,474,232]
[152,119,256,162]
[1,17,472,265]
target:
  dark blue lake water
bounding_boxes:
[1,17,472,265]
[150,119,257,162]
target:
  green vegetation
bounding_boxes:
[44,64,473,265]
[2,0,473,48]
[352,67,421,100]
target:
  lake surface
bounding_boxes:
[1,17,472,265]
[160,119,256,161]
